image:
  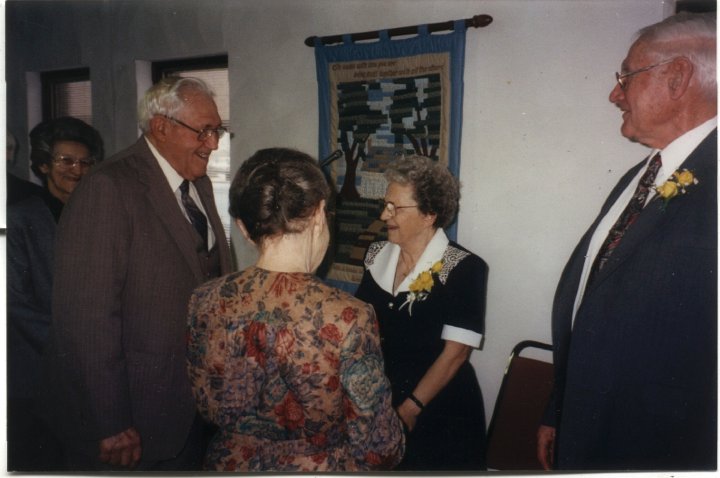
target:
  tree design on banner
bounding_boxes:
[313,23,468,291]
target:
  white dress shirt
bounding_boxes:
[145,137,216,249]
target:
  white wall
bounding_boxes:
[455,0,669,417]
[5,0,669,424]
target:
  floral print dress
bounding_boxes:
[187,266,405,471]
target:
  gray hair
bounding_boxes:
[137,76,216,133]
[635,12,716,99]
[6,130,18,166]
[385,155,460,229]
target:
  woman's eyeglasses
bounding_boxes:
[52,155,96,170]
[380,201,418,217]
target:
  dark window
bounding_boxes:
[41,68,92,123]
[676,0,716,12]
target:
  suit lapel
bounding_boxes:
[586,129,717,290]
[195,175,232,274]
[563,159,646,300]
[132,139,206,281]
[551,158,643,340]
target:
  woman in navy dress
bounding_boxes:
[355,155,488,471]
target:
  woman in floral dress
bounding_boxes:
[186,148,404,471]
[355,155,488,470]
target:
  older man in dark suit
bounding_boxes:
[537,12,717,471]
[43,77,232,470]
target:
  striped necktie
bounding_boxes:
[588,153,662,283]
[180,180,208,250]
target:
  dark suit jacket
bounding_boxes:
[44,137,232,462]
[7,194,59,399]
[549,130,717,470]
[7,173,45,206]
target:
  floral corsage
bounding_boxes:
[399,260,443,315]
[655,169,698,207]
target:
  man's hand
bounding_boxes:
[536,424,556,470]
[99,426,142,468]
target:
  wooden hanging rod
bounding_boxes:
[304,14,493,47]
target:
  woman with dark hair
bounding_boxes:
[7,116,103,471]
[355,155,488,471]
[186,148,404,472]
[28,116,104,204]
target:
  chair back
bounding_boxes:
[486,340,553,470]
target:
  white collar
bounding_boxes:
[652,116,717,186]
[145,136,185,192]
[368,228,449,296]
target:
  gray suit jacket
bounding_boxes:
[45,137,232,461]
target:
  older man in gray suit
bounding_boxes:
[43,77,232,470]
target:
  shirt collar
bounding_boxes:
[145,136,184,192]
[368,228,449,295]
[653,116,717,186]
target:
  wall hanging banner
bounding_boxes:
[314,20,467,291]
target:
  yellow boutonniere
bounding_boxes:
[400,261,443,315]
[656,169,698,207]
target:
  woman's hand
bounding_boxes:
[401,340,472,431]
[397,398,423,432]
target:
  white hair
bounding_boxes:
[137,76,216,133]
[635,12,716,99]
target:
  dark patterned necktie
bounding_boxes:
[180,180,208,250]
[588,153,662,283]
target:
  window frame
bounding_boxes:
[151,55,229,84]
[41,67,91,121]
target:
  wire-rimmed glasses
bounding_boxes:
[52,155,96,170]
[165,115,228,142]
[381,200,418,217]
[615,58,675,90]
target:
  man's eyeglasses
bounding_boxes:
[615,58,675,90]
[381,200,418,217]
[165,115,228,142]
[52,155,96,170]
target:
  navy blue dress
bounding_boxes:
[355,232,488,471]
